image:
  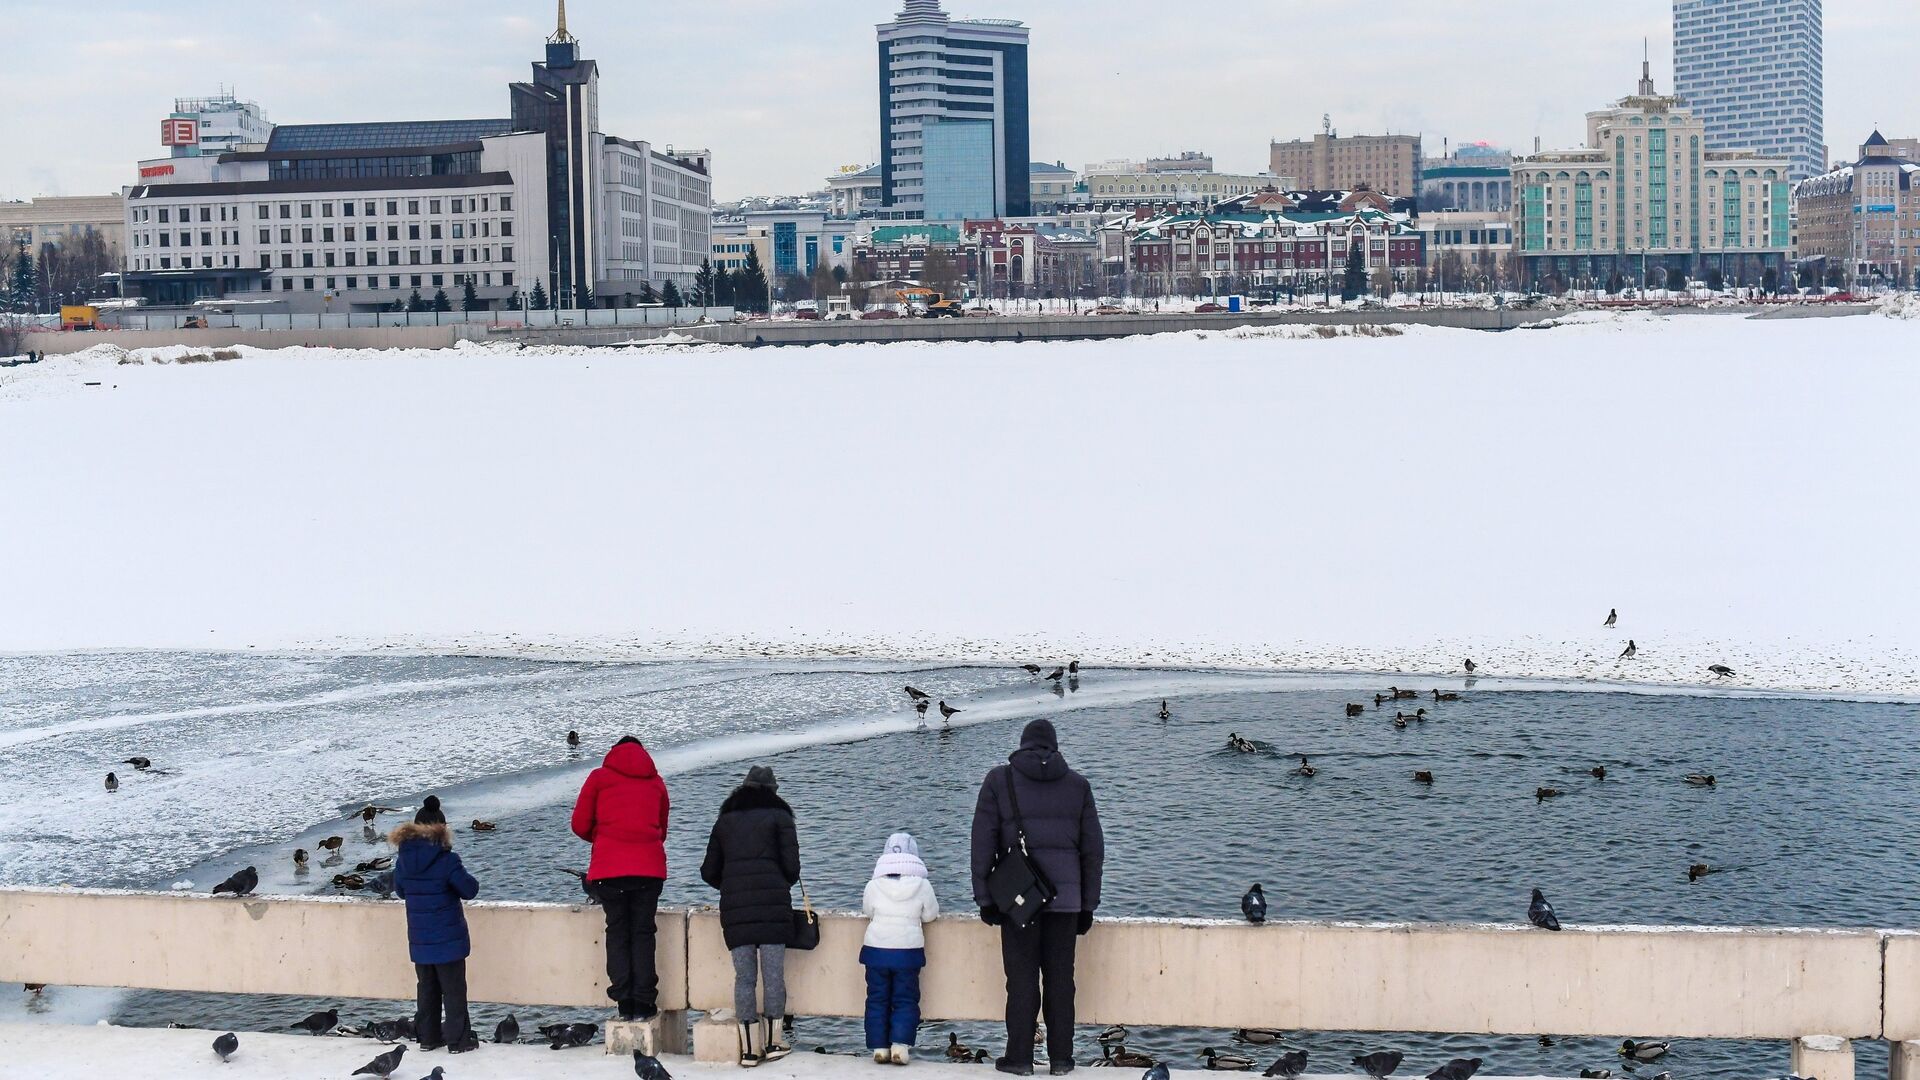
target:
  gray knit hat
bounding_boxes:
[744,765,778,791]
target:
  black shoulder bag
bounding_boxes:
[986,768,1057,928]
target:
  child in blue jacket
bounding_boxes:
[391,795,481,1053]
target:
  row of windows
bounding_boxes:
[133,195,511,225]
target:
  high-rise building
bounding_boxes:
[1269,131,1422,196]
[1673,0,1824,180]
[876,0,1030,221]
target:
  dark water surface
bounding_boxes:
[5,653,1915,1076]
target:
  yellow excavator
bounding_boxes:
[895,287,965,318]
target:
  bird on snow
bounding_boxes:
[1536,786,1563,801]
[1414,770,1434,784]
[1619,640,1637,659]
[290,1008,339,1036]
[1684,773,1717,787]
[471,820,497,832]
[1204,1047,1257,1071]
[1428,1058,1483,1080]
[365,1018,410,1043]
[1528,888,1562,931]
[903,685,930,702]
[1158,700,1171,720]
[1346,703,1366,717]
[1463,659,1477,674]
[635,1052,675,1080]
[1687,863,1713,882]
[212,1031,238,1062]
[1590,766,1607,780]
[1265,1050,1310,1078]
[417,1069,446,1080]
[1708,664,1735,679]
[212,866,258,897]
[548,1022,598,1049]
[494,1014,520,1044]
[1354,1051,1405,1078]
[1241,883,1267,924]
[1045,666,1065,682]
[567,730,581,747]
[1145,1065,1173,1080]
[1618,1040,1670,1063]
[123,756,152,771]
[1604,608,1618,628]
[1294,755,1317,777]
[938,700,959,723]
[105,772,118,792]
[354,856,393,873]
[318,836,344,852]
[352,1044,406,1077]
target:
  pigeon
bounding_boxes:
[1536,786,1563,801]
[1266,1051,1310,1077]
[1590,766,1607,780]
[1604,608,1617,628]
[318,836,344,852]
[635,1052,675,1080]
[567,730,581,747]
[1414,770,1434,784]
[538,1022,573,1040]
[212,1031,238,1062]
[352,1044,406,1076]
[549,1022,598,1049]
[290,1008,339,1035]
[1354,1051,1404,1078]
[212,866,258,897]
[366,1018,410,1042]
[1045,666,1065,682]
[1158,700,1171,720]
[1708,664,1735,678]
[123,756,152,771]
[1528,888,1562,930]
[1068,660,1080,674]
[494,1013,520,1044]
[1146,1066,1173,1080]
[1204,1047,1257,1071]
[1684,773,1717,787]
[938,701,959,723]
[354,857,393,873]
[903,685,930,703]
[1619,640,1637,659]
[1428,1058,1482,1080]
[1618,1040,1670,1062]
[417,1069,446,1080]
[471,819,497,832]
[105,772,119,792]
[1462,659,1477,674]
[293,848,309,868]
[1241,883,1267,924]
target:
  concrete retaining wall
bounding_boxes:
[0,888,1890,1041]
[24,326,457,355]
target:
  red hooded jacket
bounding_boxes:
[571,740,670,881]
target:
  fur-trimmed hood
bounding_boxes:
[718,783,793,817]
[388,821,453,849]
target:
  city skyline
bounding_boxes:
[1,0,1912,203]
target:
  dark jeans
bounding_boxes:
[1000,913,1077,1067]
[594,875,664,1013]
[414,959,470,1047]
[863,965,922,1049]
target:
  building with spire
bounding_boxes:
[1794,131,1920,288]
[876,0,1030,221]
[1509,60,1794,289]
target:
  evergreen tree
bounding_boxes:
[405,288,428,313]
[1340,243,1368,301]
[431,287,452,313]
[1665,266,1687,293]
[507,289,525,311]
[9,240,35,311]
[738,247,770,314]
[1762,267,1779,295]
[576,283,594,309]
[715,267,736,307]
[1706,267,1725,291]
[661,280,683,307]
[637,281,658,304]
[530,280,551,310]
[692,258,715,307]
[460,279,482,312]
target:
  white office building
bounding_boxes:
[877,0,1030,221]
[1673,0,1824,179]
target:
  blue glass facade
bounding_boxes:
[773,222,799,276]
[923,119,996,221]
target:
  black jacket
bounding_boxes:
[971,719,1105,914]
[700,785,802,949]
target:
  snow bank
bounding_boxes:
[2,313,1917,696]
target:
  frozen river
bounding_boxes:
[3,651,1916,1077]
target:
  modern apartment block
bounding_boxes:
[876,0,1030,221]
[1269,132,1422,196]
[1510,63,1794,287]
[1794,132,1920,287]
[1674,0,1824,179]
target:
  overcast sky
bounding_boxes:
[2,0,1910,202]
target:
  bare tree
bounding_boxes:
[919,247,963,298]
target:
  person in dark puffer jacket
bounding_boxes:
[572,735,671,1021]
[391,795,481,1053]
[970,719,1105,1077]
[701,764,801,1068]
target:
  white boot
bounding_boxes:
[737,1019,762,1069]
[874,1049,892,1064]
[761,1017,792,1063]
[890,1044,913,1065]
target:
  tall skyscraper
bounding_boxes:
[1673,0,1824,179]
[876,0,1030,221]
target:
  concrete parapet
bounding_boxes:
[1888,1041,1920,1080]
[24,326,458,355]
[1792,1035,1854,1080]
[605,1012,688,1056]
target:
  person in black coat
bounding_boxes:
[970,719,1105,1077]
[701,765,800,1067]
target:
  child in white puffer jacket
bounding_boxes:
[861,832,940,1065]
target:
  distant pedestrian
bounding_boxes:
[971,719,1105,1076]
[391,796,480,1053]
[571,735,671,1022]
[861,832,940,1065]
[701,765,800,1068]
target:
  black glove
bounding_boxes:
[980,905,1004,927]
[1076,911,1095,936]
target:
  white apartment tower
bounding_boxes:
[1673,0,1824,179]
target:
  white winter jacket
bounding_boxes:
[861,874,940,950]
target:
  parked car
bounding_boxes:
[1194,302,1225,313]
[1092,305,1129,315]
[965,307,1000,317]
[793,308,821,320]
[859,308,901,320]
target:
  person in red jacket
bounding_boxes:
[571,735,670,1021]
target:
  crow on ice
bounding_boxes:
[1463,659,1477,674]
[123,757,152,771]
[567,730,581,747]
[1708,664,1735,678]
[903,685,930,702]
[939,701,959,722]
[1604,608,1617,628]
[104,772,118,792]
[1619,640,1637,659]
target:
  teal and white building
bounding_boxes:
[1510,64,1793,288]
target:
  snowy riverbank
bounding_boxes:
[2,312,1916,696]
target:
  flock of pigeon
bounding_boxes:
[198,1009,675,1077]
